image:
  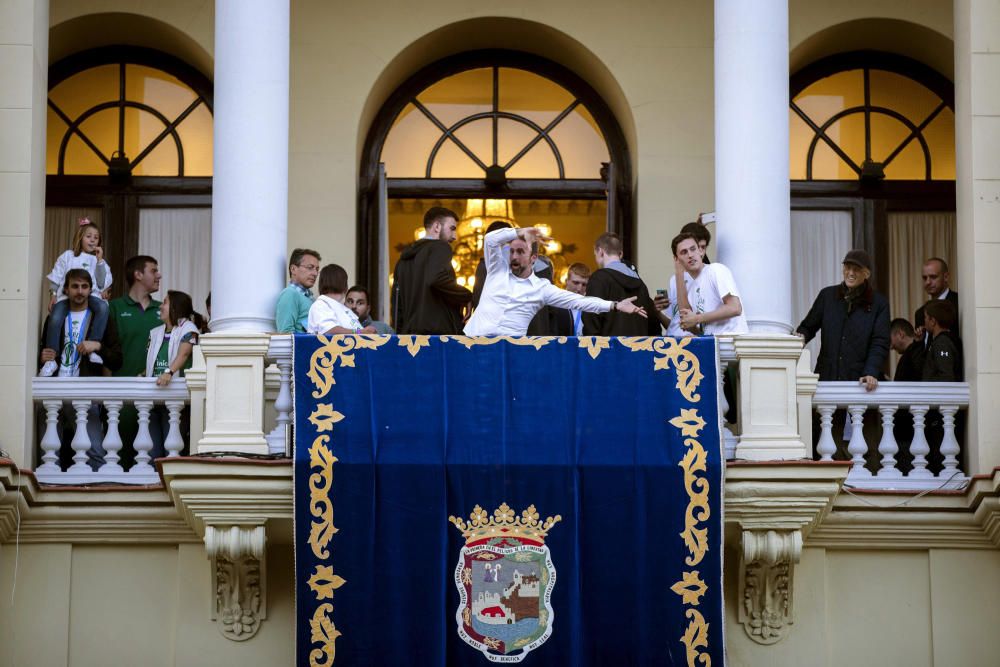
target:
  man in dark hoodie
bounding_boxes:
[391,207,472,334]
[583,232,660,336]
[922,299,962,382]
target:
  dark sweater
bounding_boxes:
[582,266,660,336]
[391,239,472,335]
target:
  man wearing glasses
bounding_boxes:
[276,248,321,333]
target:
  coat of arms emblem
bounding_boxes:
[449,503,561,662]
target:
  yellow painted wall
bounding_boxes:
[2,540,998,665]
[0,542,294,667]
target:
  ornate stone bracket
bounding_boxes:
[206,524,267,641]
[725,462,848,646]
[159,458,293,644]
[738,529,801,644]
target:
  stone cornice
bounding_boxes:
[0,460,196,544]
[725,462,849,535]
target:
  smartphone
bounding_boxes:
[700,211,716,224]
[655,289,667,297]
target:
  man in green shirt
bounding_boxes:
[109,255,162,377]
[275,248,321,333]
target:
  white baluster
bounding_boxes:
[266,357,293,456]
[815,405,836,461]
[846,405,870,476]
[99,401,124,473]
[38,399,63,473]
[876,405,901,478]
[908,405,932,479]
[164,400,185,458]
[132,400,155,475]
[938,405,962,478]
[67,400,93,474]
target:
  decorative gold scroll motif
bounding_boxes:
[397,335,431,357]
[307,334,391,398]
[303,334,370,664]
[662,344,712,667]
[618,337,704,402]
[440,335,566,350]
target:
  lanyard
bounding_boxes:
[61,310,91,367]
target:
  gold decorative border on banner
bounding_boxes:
[664,347,712,667]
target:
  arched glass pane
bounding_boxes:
[869,70,940,122]
[382,66,609,180]
[870,113,915,166]
[794,70,863,126]
[882,140,925,180]
[548,106,608,178]
[506,140,559,179]
[64,134,107,175]
[430,140,484,178]
[416,68,492,127]
[177,103,214,176]
[126,64,197,121]
[498,68,574,127]
[47,60,211,176]
[48,64,118,120]
[124,107,179,175]
[925,109,956,180]
[792,66,953,181]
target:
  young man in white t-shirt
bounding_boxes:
[307,264,378,335]
[661,232,749,337]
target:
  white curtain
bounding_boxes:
[887,212,957,323]
[790,210,853,367]
[43,207,104,312]
[138,208,212,316]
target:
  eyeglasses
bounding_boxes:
[297,263,320,271]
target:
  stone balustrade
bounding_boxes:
[812,381,970,490]
[32,377,191,485]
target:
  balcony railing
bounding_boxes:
[32,377,190,485]
[812,381,970,491]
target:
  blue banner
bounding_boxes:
[294,334,724,666]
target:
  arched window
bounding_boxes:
[360,50,631,315]
[790,51,954,181]
[788,52,956,361]
[47,46,213,177]
[45,46,213,305]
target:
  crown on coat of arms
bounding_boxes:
[449,502,561,543]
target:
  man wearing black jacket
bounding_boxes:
[922,300,962,382]
[582,232,659,336]
[391,207,472,334]
[914,257,959,338]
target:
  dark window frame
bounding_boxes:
[46,46,213,298]
[358,49,633,311]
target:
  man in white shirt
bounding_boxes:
[464,227,646,336]
[307,264,377,335]
[662,232,749,337]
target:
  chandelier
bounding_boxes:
[414,199,571,289]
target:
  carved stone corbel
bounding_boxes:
[205,524,267,641]
[738,529,802,644]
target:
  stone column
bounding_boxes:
[0,0,48,467]
[199,0,289,454]
[954,0,1000,476]
[210,0,289,333]
[714,0,792,334]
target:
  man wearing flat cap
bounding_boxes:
[797,249,890,392]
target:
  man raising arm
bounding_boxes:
[465,226,646,336]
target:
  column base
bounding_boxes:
[735,436,809,461]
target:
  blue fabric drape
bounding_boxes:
[294,335,724,666]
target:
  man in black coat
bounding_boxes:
[797,250,890,391]
[922,300,962,382]
[914,257,959,338]
[582,232,660,336]
[391,207,473,334]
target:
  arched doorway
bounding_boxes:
[359,49,632,319]
[788,50,955,350]
[45,45,213,309]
